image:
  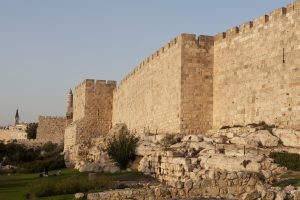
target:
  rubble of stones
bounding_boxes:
[65,124,300,200]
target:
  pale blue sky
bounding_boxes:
[0,0,294,125]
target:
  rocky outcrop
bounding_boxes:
[273,129,300,148]
[64,123,135,173]
[67,124,300,199]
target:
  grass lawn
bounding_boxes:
[0,168,151,200]
[273,171,300,188]
[0,169,78,200]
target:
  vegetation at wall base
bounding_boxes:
[0,168,149,200]
[0,141,65,173]
[160,134,181,147]
[107,130,139,169]
[270,152,300,171]
[28,175,113,198]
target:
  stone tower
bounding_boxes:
[15,109,20,125]
[66,89,73,120]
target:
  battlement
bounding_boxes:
[38,116,66,121]
[75,79,117,90]
[214,0,300,43]
[116,33,213,91]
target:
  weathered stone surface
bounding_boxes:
[36,116,66,144]
[273,129,300,148]
[75,193,85,199]
[251,130,279,147]
[242,191,260,200]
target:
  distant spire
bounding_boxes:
[69,89,73,95]
[15,109,20,125]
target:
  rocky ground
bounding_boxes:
[66,123,300,199]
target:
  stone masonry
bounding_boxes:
[214,1,300,129]
[65,0,300,148]
[36,116,66,144]
[64,80,116,151]
[112,34,213,135]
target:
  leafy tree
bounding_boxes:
[26,123,38,139]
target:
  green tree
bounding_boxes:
[26,123,38,139]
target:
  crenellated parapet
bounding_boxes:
[116,33,213,92]
[75,79,116,91]
[38,116,66,121]
[214,1,300,43]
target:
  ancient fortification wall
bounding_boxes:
[36,116,66,144]
[65,0,300,152]
[112,36,182,134]
[181,35,214,134]
[213,1,300,129]
[112,34,213,134]
[64,80,116,150]
[0,129,27,141]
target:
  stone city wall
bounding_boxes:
[112,34,213,135]
[36,116,66,144]
[0,129,27,141]
[112,36,182,134]
[213,1,300,129]
[181,35,214,134]
[64,80,116,151]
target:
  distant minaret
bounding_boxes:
[66,89,73,119]
[15,109,20,125]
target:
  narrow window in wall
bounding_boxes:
[283,48,285,63]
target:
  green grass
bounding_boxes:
[39,194,75,200]
[0,169,77,200]
[273,171,300,188]
[270,152,300,171]
[0,168,149,200]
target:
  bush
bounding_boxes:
[18,154,66,173]
[160,134,180,147]
[0,141,65,173]
[270,152,300,171]
[107,131,139,169]
[41,141,57,153]
[0,142,41,165]
[28,175,113,197]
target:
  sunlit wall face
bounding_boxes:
[0,0,294,126]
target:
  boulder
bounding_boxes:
[273,129,300,148]
[252,130,279,147]
[75,193,85,199]
[230,130,279,147]
[291,189,300,199]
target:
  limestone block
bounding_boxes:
[249,130,279,147]
[75,193,85,199]
[273,129,300,148]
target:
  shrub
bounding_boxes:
[0,142,41,165]
[18,154,66,173]
[41,141,57,153]
[160,134,180,147]
[107,131,139,169]
[270,152,300,171]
